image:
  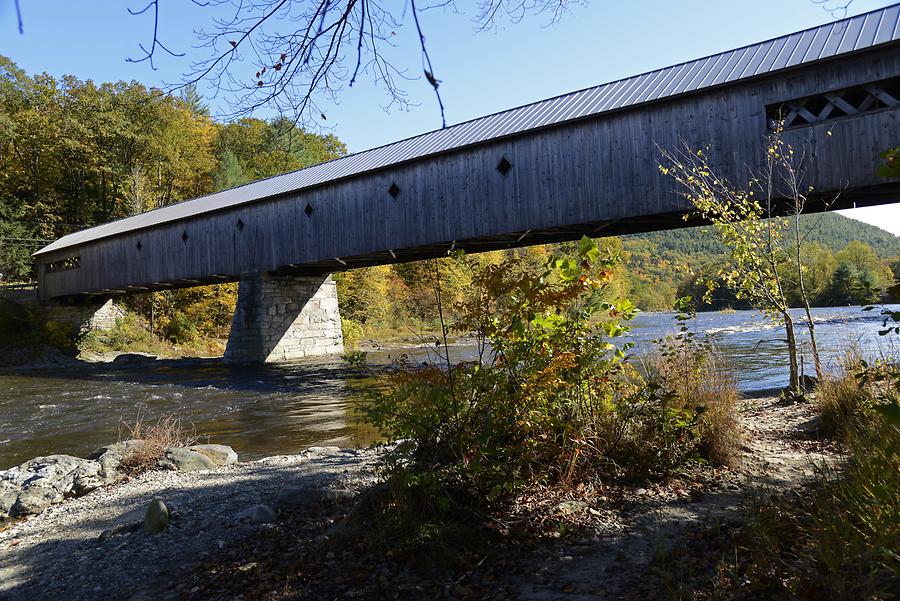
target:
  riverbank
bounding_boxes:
[0,446,380,600]
[0,394,837,600]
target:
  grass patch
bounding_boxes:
[117,412,197,475]
[706,423,899,600]
[650,354,900,600]
[815,349,893,440]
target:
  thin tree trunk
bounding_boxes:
[783,311,800,393]
[793,208,823,381]
[801,300,823,381]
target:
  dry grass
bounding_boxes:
[646,343,742,467]
[117,411,197,475]
[815,349,890,440]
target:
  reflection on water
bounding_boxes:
[0,305,896,469]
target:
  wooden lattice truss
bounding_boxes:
[772,78,899,129]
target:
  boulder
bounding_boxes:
[89,440,155,478]
[1,455,101,518]
[143,498,170,534]
[235,504,276,525]
[158,447,217,472]
[0,480,18,516]
[189,444,238,466]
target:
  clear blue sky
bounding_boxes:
[1,0,898,232]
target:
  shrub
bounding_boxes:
[643,298,741,468]
[163,311,199,344]
[80,312,155,354]
[362,240,739,529]
[363,239,639,512]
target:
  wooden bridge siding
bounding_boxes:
[37,47,899,300]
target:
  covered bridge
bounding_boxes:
[33,5,900,362]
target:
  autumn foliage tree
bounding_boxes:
[659,128,830,393]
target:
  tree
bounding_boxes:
[212,149,247,192]
[821,264,856,305]
[659,127,828,393]
[889,257,900,285]
[179,83,209,117]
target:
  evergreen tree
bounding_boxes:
[179,83,210,117]
[212,149,247,191]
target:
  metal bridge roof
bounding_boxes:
[36,4,900,256]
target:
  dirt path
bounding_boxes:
[504,395,837,600]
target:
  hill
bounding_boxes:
[620,213,900,310]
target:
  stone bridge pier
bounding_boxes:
[0,288,122,335]
[223,273,344,364]
[47,299,123,334]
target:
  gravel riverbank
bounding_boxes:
[0,394,837,601]
[0,446,379,601]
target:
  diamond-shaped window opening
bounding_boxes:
[388,182,401,199]
[236,218,245,231]
[181,231,189,243]
[497,156,513,176]
[304,203,314,216]
[136,241,143,252]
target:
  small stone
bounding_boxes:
[188,444,238,466]
[143,498,170,534]
[635,488,648,496]
[556,500,588,515]
[158,448,217,472]
[235,503,276,525]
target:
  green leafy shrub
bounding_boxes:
[364,238,638,511]
[363,239,739,533]
[162,311,199,344]
[79,312,158,355]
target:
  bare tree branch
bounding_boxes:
[14,0,23,34]
[811,0,855,19]
[410,0,445,128]
[125,0,583,127]
[127,0,190,69]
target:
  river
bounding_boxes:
[1,305,897,470]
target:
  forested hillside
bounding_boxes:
[1,56,897,352]
[620,213,900,310]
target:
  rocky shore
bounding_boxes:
[0,445,378,600]
[0,442,240,520]
[0,395,837,600]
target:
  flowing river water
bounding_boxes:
[1,305,897,470]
